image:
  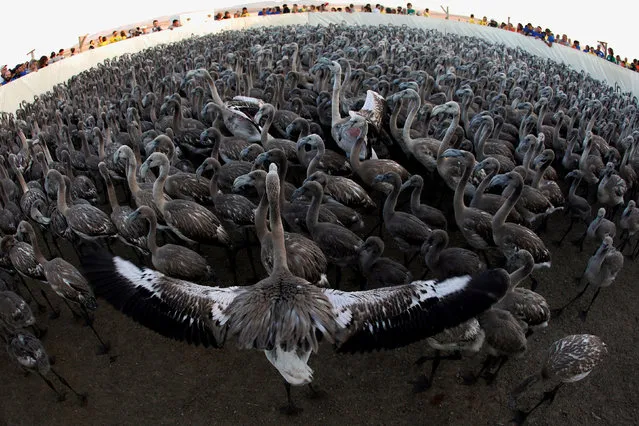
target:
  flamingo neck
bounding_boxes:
[494,178,522,228]
[56,177,70,216]
[152,164,169,213]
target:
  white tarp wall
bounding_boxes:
[2,12,638,114]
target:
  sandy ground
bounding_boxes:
[1,182,638,425]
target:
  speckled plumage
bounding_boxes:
[542,334,608,382]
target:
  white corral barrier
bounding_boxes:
[2,12,638,114]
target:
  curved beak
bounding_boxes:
[140,162,149,178]
[489,173,510,188]
[232,174,252,193]
[127,210,141,222]
[290,186,305,200]
[254,152,268,169]
[439,148,464,159]
[372,174,385,184]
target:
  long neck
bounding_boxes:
[103,172,119,212]
[536,103,546,134]
[296,119,310,139]
[569,176,581,198]
[125,154,141,195]
[579,141,592,170]
[437,110,461,156]
[349,138,364,174]
[532,160,550,188]
[552,117,562,147]
[97,131,106,161]
[409,182,423,213]
[207,170,218,197]
[474,123,488,160]
[260,112,273,145]
[269,184,288,274]
[306,188,322,236]
[494,179,522,228]
[306,145,324,176]
[152,164,169,212]
[145,213,158,255]
[254,193,269,242]
[56,177,70,216]
[276,160,288,210]
[205,74,224,106]
[331,66,342,127]
[172,101,183,132]
[10,162,29,195]
[425,240,444,269]
[401,98,420,147]
[382,177,400,224]
[509,258,534,290]
[27,227,47,266]
[473,165,497,204]
[453,161,471,219]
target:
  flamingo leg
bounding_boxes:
[578,288,602,321]
[38,372,66,402]
[50,367,88,406]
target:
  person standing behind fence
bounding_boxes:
[152,20,162,32]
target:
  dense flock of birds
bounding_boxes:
[3,22,635,423]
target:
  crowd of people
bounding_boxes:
[2,3,638,86]
[1,19,182,86]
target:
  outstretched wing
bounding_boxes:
[79,248,242,348]
[324,269,509,353]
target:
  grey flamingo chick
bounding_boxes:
[509,334,608,425]
[357,236,412,290]
[554,236,623,321]
[373,172,431,266]
[421,229,486,280]
[16,220,112,356]
[291,180,363,288]
[496,250,550,336]
[3,330,87,405]
[127,206,215,283]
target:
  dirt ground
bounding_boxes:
[1,193,638,426]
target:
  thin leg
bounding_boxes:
[80,308,111,356]
[38,372,66,402]
[529,274,539,292]
[554,218,574,246]
[552,280,589,317]
[578,288,602,321]
[571,232,586,252]
[40,289,60,318]
[483,355,508,385]
[461,355,494,385]
[511,383,564,425]
[307,383,327,399]
[280,381,302,415]
[18,277,46,313]
[632,239,639,259]
[50,367,88,406]
[411,350,451,393]
[29,324,48,339]
[63,299,83,321]
[617,230,629,252]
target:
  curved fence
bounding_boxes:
[2,12,638,113]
